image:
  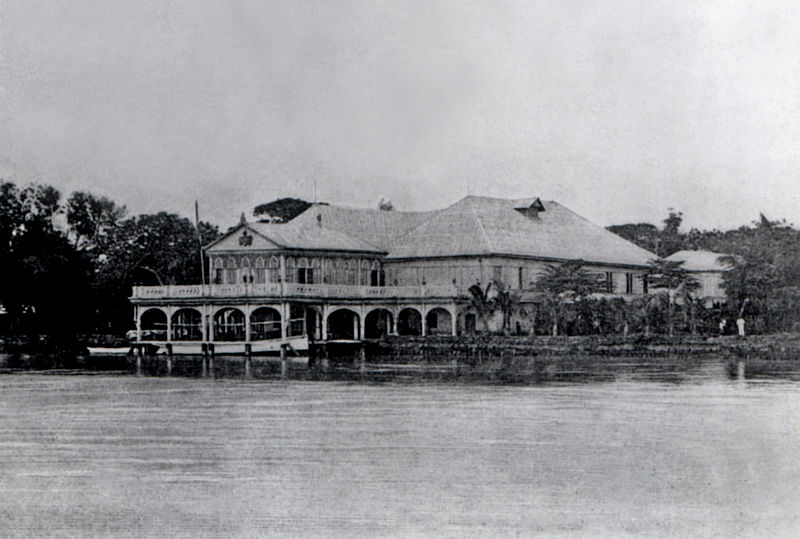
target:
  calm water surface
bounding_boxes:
[1,360,799,537]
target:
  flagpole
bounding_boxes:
[195,201,206,286]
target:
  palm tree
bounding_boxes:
[492,280,520,335]
[533,260,605,336]
[631,291,664,336]
[644,259,701,336]
[467,282,496,333]
[718,252,774,321]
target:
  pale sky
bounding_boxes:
[1,0,799,231]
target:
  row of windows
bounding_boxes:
[211,256,386,286]
[398,266,642,292]
[209,256,643,293]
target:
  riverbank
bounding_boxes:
[1,333,798,382]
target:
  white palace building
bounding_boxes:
[130,196,656,353]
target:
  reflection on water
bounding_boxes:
[1,358,800,537]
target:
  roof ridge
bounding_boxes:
[384,204,447,246]
[466,197,493,253]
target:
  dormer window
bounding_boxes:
[514,198,546,220]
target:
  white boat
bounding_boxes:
[88,346,134,356]
[135,334,310,355]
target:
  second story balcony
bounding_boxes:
[131,282,460,302]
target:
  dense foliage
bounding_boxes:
[609,210,800,334]
[0,181,220,336]
[252,197,314,222]
[4,182,800,339]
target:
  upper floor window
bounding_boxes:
[254,257,265,283]
[268,256,280,283]
[297,257,314,284]
[605,272,614,293]
[213,258,224,284]
[346,260,357,285]
[335,259,345,285]
[370,260,385,287]
[226,257,237,284]
[285,257,296,283]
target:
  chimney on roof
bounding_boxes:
[514,198,546,220]
[240,212,247,224]
[316,213,322,227]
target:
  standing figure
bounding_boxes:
[736,317,746,338]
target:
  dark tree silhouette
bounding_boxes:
[253,198,314,222]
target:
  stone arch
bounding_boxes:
[140,308,167,341]
[365,308,393,339]
[171,308,202,341]
[250,307,281,340]
[213,307,246,341]
[397,307,422,336]
[425,307,453,336]
[326,308,361,340]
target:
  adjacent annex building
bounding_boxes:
[664,249,731,307]
[130,196,657,353]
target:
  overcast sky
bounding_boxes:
[1,0,798,231]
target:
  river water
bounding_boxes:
[1,359,799,537]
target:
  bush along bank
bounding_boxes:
[363,334,723,365]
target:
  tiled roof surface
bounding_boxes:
[246,220,384,253]
[217,196,658,266]
[289,204,435,250]
[665,250,732,272]
[386,196,657,266]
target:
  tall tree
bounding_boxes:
[644,259,700,335]
[467,282,495,333]
[492,280,520,335]
[253,198,313,222]
[533,260,606,336]
[66,191,127,252]
[0,182,94,336]
[718,252,775,324]
[93,212,220,332]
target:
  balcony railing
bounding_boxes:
[131,282,459,301]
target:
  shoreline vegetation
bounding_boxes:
[1,334,798,382]
[5,181,800,344]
